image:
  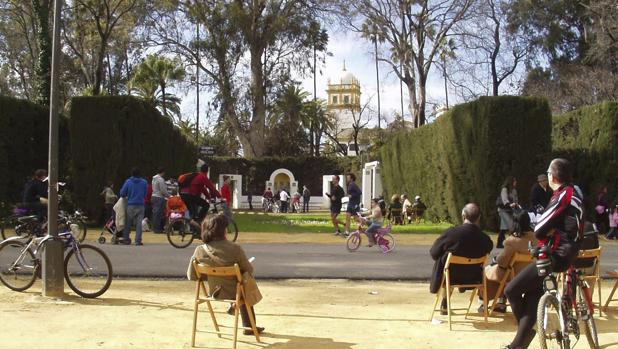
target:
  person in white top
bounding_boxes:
[402,194,413,224]
[151,167,171,233]
[279,189,290,213]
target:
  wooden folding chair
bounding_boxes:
[576,247,602,316]
[191,260,261,348]
[489,252,534,316]
[603,270,618,311]
[429,253,488,330]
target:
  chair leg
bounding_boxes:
[205,301,221,337]
[597,277,603,316]
[232,293,241,349]
[430,286,443,321]
[191,282,200,347]
[245,304,261,342]
[604,280,618,311]
[483,277,488,323]
[465,287,478,320]
[446,272,452,330]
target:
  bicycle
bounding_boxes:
[346,215,395,253]
[0,222,113,298]
[535,243,600,349]
[1,208,87,243]
[166,200,239,248]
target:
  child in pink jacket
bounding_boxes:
[606,206,618,240]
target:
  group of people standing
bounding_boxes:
[261,185,311,213]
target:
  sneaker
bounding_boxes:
[494,303,507,313]
[333,231,341,236]
[343,231,350,237]
[243,327,264,335]
[227,304,235,315]
[135,242,143,246]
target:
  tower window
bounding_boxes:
[332,96,338,104]
[343,95,350,104]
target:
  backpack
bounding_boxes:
[178,172,198,189]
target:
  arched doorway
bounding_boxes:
[274,172,291,192]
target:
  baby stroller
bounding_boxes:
[98,215,128,244]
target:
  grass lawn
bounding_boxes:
[234,210,452,234]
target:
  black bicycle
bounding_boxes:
[535,244,599,349]
[1,209,87,243]
[166,200,238,248]
[0,221,112,298]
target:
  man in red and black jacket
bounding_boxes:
[503,158,584,349]
[180,164,221,223]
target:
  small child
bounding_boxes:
[363,198,385,247]
[167,189,190,222]
[606,205,618,240]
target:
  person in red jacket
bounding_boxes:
[180,164,221,224]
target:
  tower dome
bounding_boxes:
[336,62,359,85]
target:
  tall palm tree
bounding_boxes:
[130,54,186,121]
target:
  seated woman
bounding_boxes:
[482,210,536,313]
[387,194,403,224]
[186,213,264,335]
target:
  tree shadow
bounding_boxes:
[258,312,426,323]
[261,334,355,349]
[59,294,193,312]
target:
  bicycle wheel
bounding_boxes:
[64,244,112,298]
[227,219,239,242]
[166,220,194,248]
[579,287,600,349]
[0,217,17,240]
[0,240,37,292]
[538,293,566,349]
[378,233,395,253]
[346,232,361,252]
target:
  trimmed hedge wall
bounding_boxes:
[0,96,69,212]
[553,101,618,210]
[70,96,196,218]
[380,96,552,228]
[206,156,359,196]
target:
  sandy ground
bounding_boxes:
[2,279,618,349]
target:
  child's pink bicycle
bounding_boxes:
[346,216,395,253]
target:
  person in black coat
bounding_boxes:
[529,174,552,212]
[429,203,494,313]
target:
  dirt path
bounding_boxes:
[2,279,618,349]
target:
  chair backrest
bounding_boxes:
[509,252,534,267]
[192,260,242,282]
[444,253,487,269]
[575,247,602,271]
[578,247,602,259]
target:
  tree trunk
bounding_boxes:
[161,83,167,118]
[248,46,266,158]
[417,72,427,127]
[92,39,107,96]
[33,0,51,106]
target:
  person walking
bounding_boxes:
[326,175,345,236]
[496,176,519,248]
[529,174,552,213]
[151,168,170,234]
[595,186,609,236]
[302,185,311,212]
[119,167,148,246]
[100,181,118,222]
[344,173,362,235]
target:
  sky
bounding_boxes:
[178,28,490,131]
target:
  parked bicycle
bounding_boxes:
[166,200,238,248]
[535,242,599,349]
[1,207,87,242]
[346,214,395,253]
[0,219,112,298]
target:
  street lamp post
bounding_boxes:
[195,23,200,146]
[43,0,65,297]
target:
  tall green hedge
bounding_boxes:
[553,101,618,209]
[206,156,359,195]
[380,96,552,228]
[70,96,196,218]
[0,96,69,212]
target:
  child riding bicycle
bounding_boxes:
[360,198,385,247]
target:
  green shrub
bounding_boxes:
[69,96,196,219]
[552,102,618,210]
[0,96,69,207]
[380,96,552,229]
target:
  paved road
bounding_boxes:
[95,242,618,280]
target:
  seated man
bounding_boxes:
[430,203,494,315]
[412,195,427,222]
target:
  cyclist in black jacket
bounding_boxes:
[22,169,48,220]
[502,158,584,349]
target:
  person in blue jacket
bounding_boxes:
[119,167,148,246]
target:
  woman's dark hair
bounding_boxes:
[201,213,228,243]
[548,158,572,184]
[502,176,516,191]
[347,173,356,181]
[512,209,532,237]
